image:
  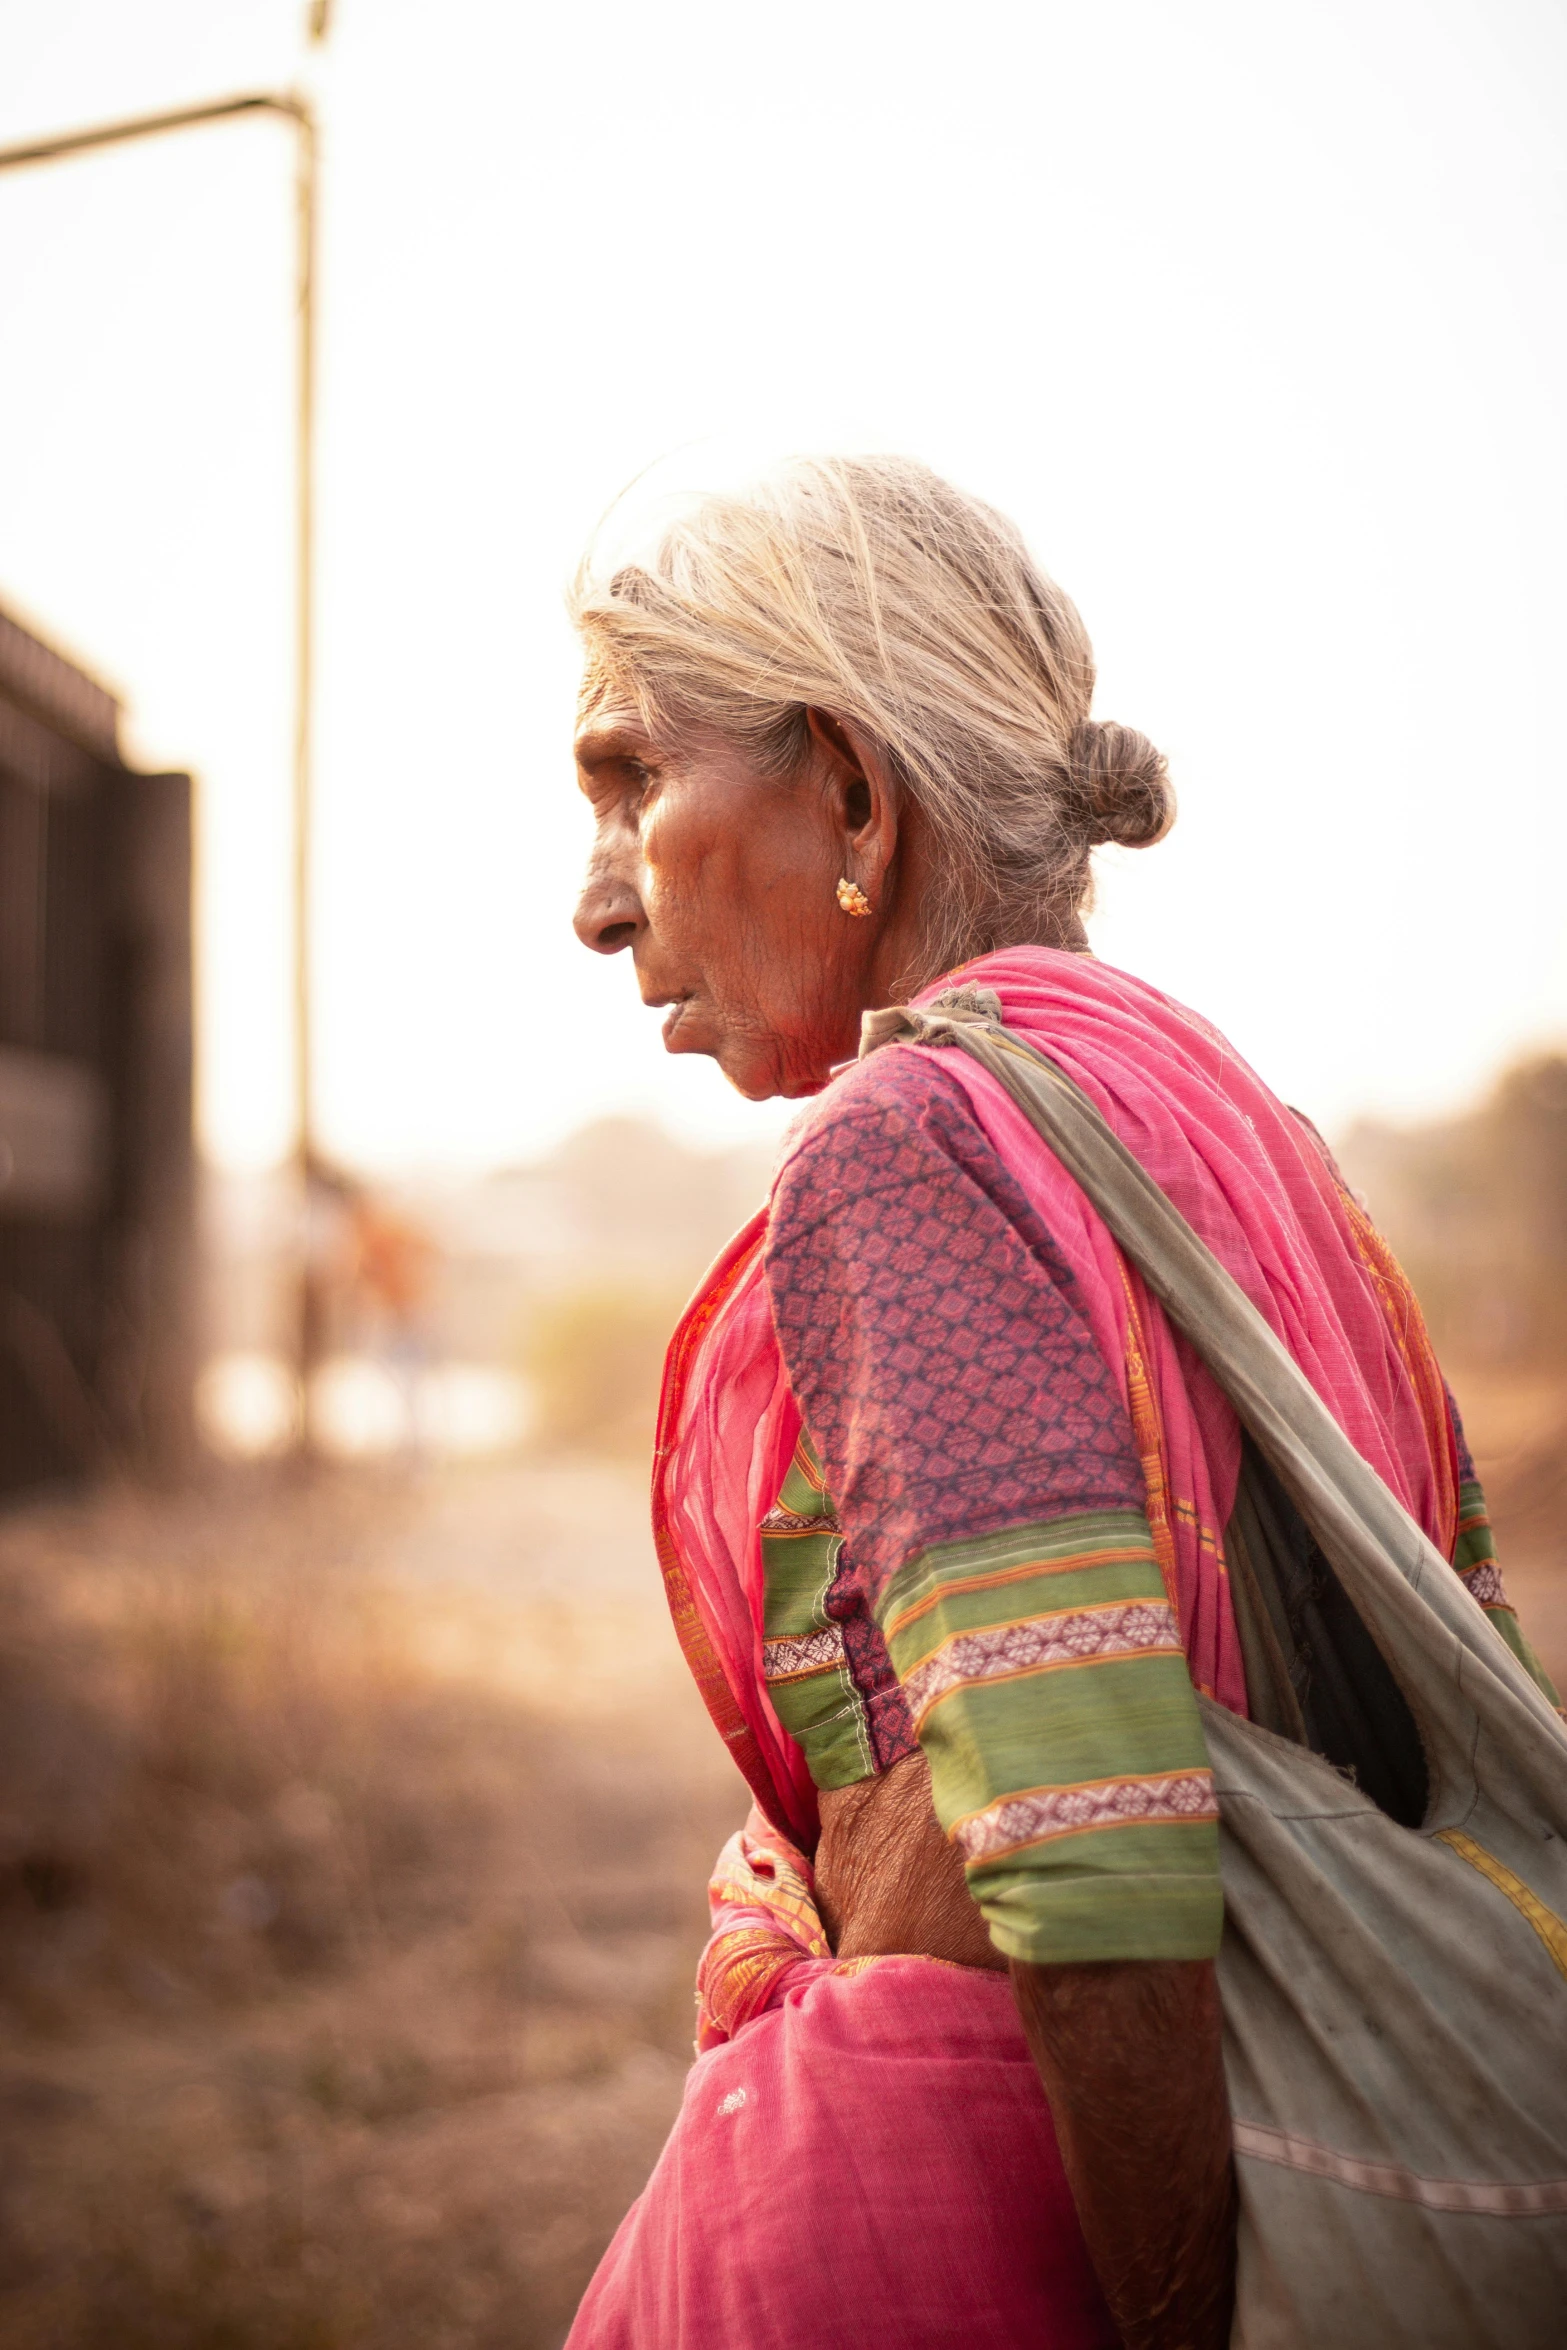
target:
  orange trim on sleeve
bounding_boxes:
[1116,1254,1182,1618]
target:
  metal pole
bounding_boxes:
[0,89,322,1434]
[291,107,321,1406]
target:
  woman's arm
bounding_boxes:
[764,1056,1236,2335]
[1011,1955,1236,2350]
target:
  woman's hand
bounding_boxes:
[1010,1955,1236,2350]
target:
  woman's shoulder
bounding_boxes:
[765,1036,1044,1272]
[776,1039,979,1183]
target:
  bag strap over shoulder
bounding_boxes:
[860,987,1567,1799]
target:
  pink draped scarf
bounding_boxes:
[573,948,1462,2350]
[570,1807,1118,2350]
[653,947,1459,1849]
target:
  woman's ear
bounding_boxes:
[805,708,901,886]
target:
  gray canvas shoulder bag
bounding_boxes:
[864,988,1567,2350]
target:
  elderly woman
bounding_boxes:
[562,459,1555,2350]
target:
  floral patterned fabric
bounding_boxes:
[764,1051,1147,1591]
[763,1050,1224,1962]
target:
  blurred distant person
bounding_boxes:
[564,460,1564,2349]
[301,1155,360,1368]
[346,1189,436,1457]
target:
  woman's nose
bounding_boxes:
[573,868,645,955]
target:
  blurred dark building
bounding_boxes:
[0,600,195,1495]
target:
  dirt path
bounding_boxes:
[0,1461,742,2350]
[3,1405,1561,2349]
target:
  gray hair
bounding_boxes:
[570,455,1172,973]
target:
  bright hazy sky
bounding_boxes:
[1,0,1563,1171]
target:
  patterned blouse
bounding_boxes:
[758,1045,1550,1968]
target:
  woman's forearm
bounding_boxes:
[1010,1955,1236,2350]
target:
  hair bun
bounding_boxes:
[1069,720,1174,850]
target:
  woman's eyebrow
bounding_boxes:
[573,722,651,767]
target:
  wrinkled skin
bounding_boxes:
[572,704,943,1095]
[1014,1954,1237,2350]
[574,704,1236,2349]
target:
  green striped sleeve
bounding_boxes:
[877,1509,1223,1965]
[1454,1477,1561,1707]
[759,1437,875,1787]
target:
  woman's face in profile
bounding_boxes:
[572,707,886,1101]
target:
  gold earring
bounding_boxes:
[836,877,872,918]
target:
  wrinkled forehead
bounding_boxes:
[575,642,670,740]
[575,647,628,722]
[574,655,735,771]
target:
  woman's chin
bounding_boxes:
[733,1054,835,1104]
[714,1035,802,1103]
[666,1010,831,1102]
[723,1056,788,1103]
[661,1011,764,1096]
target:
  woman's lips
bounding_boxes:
[661,998,694,1046]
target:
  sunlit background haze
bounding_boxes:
[2,0,1564,1172]
[4,16,1567,2331]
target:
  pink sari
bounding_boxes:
[649,947,1457,1848]
[571,1809,1116,2350]
[568,949,1459,2349]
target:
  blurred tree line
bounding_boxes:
[1339,1054,1567,1372]
[513,1118,770,1459]
[524,1283,691,1458]
[516,1055,1567,1464]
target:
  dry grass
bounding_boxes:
[0,1383,1561,2350]
[0,1464,741,2350]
